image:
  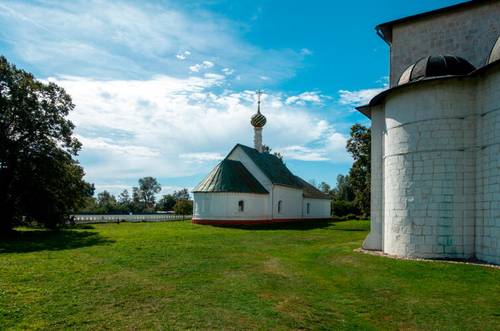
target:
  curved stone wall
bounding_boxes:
[475,66,500,265]
[382,79,476,258]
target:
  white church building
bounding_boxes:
[359,0,500,265]
[192,93,331,225]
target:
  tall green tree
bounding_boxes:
[157,194,176,211]
[117,189,131,212]
[96,191,118,213]
[173,199,193,215]
[346,124,371,215]
[132,177,161,211]
[330,174,355,202]
[131,187,145,212]
[318,181,331,194]
[0,56,93,232]
[172,188,190,201]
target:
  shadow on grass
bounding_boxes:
[213,219,335,231]
[0,229,114,253]
[331,228,367,232]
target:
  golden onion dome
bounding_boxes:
[251,111,266,127]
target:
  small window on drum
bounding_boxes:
[306,203,310,214]
[278,200,283,213]
[238,200,244,212]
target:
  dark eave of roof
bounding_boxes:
[376,0,494,44]
[356,59,500,118]
[295,176,331,200]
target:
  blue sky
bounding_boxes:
[0,0,463,195]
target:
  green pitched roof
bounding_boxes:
[193,159,268,194]
[236,144,302,188]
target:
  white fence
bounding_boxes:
[71,214,192,224]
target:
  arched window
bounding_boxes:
[306,202,310,215]
[278,200,283,213]
[238,200,244,212]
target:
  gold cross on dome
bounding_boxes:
[256,90,262,103]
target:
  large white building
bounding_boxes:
[359,0,500,264]
[192,93,331,225]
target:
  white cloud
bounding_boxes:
[0,0,357,192]
[338,88,385,107]
[44,75,348,187]
[202,60,214,68]
[276,130,350,163]
[338,78,389,107]
[190,60,215,73]
[176,50,191,60]
[300,48,313,56]
[285,91,322,105]
[180,152,224,163]
[278,146,330,161]
[189,64,201,72]
[77,136,160,158]
[0,1,303,84]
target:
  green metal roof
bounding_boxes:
[193,159,269,194]
[194,144,332,200]
[236,144,302,188]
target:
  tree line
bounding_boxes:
[80,177,193,215]
[316,124,371,219]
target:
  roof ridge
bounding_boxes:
[236,144,302,188]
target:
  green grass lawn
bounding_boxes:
[1,220,499,330]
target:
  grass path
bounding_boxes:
[0,220,499,330]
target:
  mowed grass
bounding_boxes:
[0,221,499,330]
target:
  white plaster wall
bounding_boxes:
[193,192,269,220]
[227,146,273,218]
[302,198,331,219]
[272,185,303,219]
[363,105,385,250]
[382,79,476,259]
[475,66,500,265]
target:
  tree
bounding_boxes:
[330,174,355,202]
[318,181,331,194]
[262,144,284,161]
[172,188,190,201]
[0,56,93,232]
[117,189,131,212]
[346,124,371,215]
[157,194,176,211]
[97,190,118,213]
[132,177,161,211]
[80,196,99,213]
[173,199,193,215]
[131,187,145,212]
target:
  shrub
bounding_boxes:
[331,200,360,217]
[173,200,193,215]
